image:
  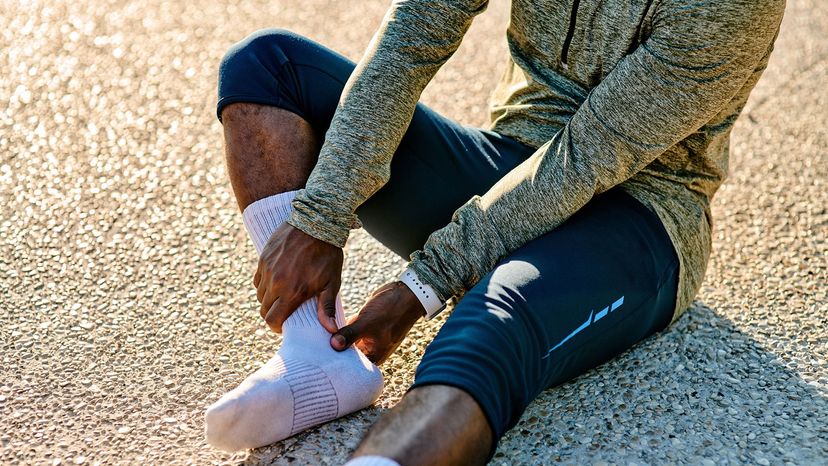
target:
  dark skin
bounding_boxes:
[254,223,424,363]
[255,228,425,361]
[254,223,345,334]
[333,281,426,364]
[353,385,492,465]
[222,102,427,362]
[223,102,491,465]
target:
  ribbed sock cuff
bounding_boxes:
[239,190,344,332]
[241,190,297,255]
[343,456,401,466]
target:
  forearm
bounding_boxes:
[289,0,489,247]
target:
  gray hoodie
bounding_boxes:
[287,0,786,321]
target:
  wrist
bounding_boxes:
[398,269,446,320]
[393,281,427,320]
[285,211,350,249]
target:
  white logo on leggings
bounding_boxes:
[541,296,624,359]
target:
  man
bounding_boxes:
[204,0,785,464]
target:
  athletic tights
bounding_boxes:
[217,29,680,456]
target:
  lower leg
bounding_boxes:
[353,385,493,466]
[205,104,384,451]
[221,102,319,211]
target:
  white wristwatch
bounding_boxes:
[399,268,446,320]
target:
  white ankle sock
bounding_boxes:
[343,456,401,466]
[205,191,384,452]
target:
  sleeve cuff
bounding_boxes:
[286,206,352,249]
[399,268,446,320]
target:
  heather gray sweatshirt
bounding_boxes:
[287,0,786,321]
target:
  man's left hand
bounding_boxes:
[330,281,425,365]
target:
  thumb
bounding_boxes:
[331,319,365,351]
[316,287,340,334]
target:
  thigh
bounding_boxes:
[355,109,534,257]
[217,28,536,257]
[411,189,680,449]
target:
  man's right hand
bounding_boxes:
[254,222,344,334]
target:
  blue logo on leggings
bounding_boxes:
[541,296,624,359]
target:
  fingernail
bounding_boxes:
[332,334,345,349]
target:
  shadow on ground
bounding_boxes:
[493,304,828,465]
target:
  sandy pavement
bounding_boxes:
[1,0,826,464]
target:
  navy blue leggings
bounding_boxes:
[218,29,680,453]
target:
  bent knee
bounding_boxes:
[219,28,295,75]
[217,28,303,120]
[222,28,298,61]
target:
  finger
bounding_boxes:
[265,295,302,333]
[253,265,262,289]
[331,319,366,351]
[316,288,340,334]
[256,273,267,303]
[371,338,403,366]
[355,340,372,358]
[355,339,382,365]
[263,297,283,333]
[259,288,278,320]
[257,269,283,306]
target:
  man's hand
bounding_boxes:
[255,223,344,334]
[330,281,426,365]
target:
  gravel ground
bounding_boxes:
[1,0,826,464]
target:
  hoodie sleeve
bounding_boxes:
[407,0,785,301]
[287,0,489,247]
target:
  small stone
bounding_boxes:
[117,426,131,434]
